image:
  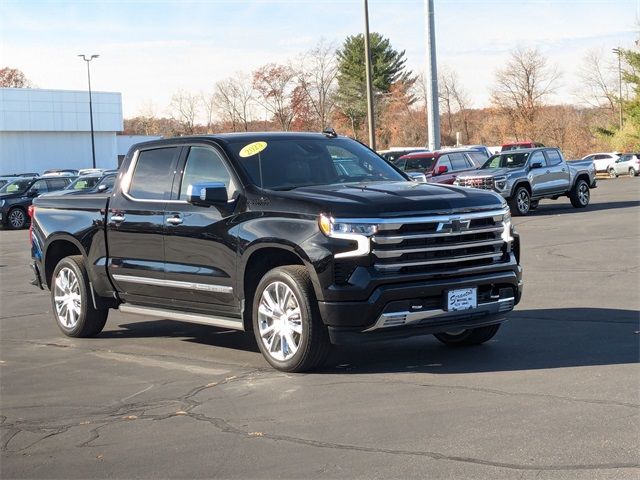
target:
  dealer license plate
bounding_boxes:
[446,287,477,311]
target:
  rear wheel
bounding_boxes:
[7,207,27,229]
[570,179,590,208]
[508,187,531,216]
[629,168,637,177]
[434,324,501,346]
[252,266,330,372]
[51,255,108,337]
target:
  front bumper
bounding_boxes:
[319,266,523,344]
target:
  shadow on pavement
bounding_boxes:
[526,200,639,216]
[104,307,639,374]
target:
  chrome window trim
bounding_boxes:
[112,274,233,294]
[121,149,188,205]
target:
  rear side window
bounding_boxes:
[179,147,234,200]
[31,179,49,194]
[466,152,487,166]
[545,150,562,166]
[46,179,70,191]
[129,147,178,200]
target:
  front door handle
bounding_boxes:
[545,170,551,174]
[110,214,125,223]
[166,215,183,225]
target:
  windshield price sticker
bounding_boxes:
[447,287,477,311]
[239,141,267,158]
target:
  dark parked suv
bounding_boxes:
[0,176,74,229]
[395,149,487,184]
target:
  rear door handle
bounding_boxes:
[110,214,125,223]
[166,215,183,225]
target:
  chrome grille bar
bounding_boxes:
[372,225,504,245]
[373,239,504,259]
[374,252,504,272]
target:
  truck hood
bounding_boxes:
[267,181,506,218]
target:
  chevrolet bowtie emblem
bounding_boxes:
[437,218,471,232]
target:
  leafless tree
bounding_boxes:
[293,39,338,130]
[577,50,618,113]
[491,47,560,139]
[213,73,254,132]
[168,90,200,135]
[438,68,473,144]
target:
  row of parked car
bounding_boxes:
[0,169,117,229]
[581,152,640,177]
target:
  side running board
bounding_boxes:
[118,304,244,331]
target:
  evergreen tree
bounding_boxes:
[335,33,414,139]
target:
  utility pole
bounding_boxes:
[363,0,376,150]
[424,0,440,151]
[78,54,99,168]
[612,47,623,129]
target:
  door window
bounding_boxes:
[448,153,468,171]
[128,147,178,200]
[466,152,487,166]
[46,179,70,191]
[437,155,453,171]
[179,147,235,200]
[545,150,562,166]
[529,151,547,167]
[31,180,49,194]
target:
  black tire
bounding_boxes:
[570,179,590,208]
[609,168,617,178]
[508,186,531,216]
[50,255,108,337]
[252,265,330,372]
[434,324,501,346]
[629,168,637,177]
[7,207,27,229]
[529,200,539,210]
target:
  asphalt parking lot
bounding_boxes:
[1,178,638,479]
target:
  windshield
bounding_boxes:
[482,152,530,169]
[227,137,406,190]
[67,176,101,191]
[0,179,33,194]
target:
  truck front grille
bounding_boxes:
[457,177,495,190]
[371,210,508,274]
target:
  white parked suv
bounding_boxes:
[608,153,640,177]
[582,152,619,173]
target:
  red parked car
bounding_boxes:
[501,141,544,152]
[395,148,487,184]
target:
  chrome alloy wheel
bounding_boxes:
[258,281,303,361]
[8,209,26,229]
[54,267,81,329]
[578,182,589,205]
[516,189,529,214]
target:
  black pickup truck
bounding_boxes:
[30,132,523,372]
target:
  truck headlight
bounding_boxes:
[319,215,377,258]
[494,176,507,190]
[501,210,513,243]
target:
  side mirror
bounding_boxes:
[435,165,448,175]
[186,182,228,206]
[97,184,108,192]
[530,161,543,169]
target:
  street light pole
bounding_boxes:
[612,47,623,130]
[363,0,376,150]
[424,0,440,151]
[78,54,99,168]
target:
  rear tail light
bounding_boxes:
[28,205,35,243]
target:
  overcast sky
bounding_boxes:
[1,0,638,119]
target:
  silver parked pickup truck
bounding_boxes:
[454,147,597,216]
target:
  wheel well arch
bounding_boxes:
[574,173,591,186]
[510,181,531,197]
[240,246,307,332]
[44,237,84,289]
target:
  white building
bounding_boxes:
[0,87,123,173]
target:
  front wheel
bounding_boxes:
[51,255,108,337]
[508,187,531,216]
[609,168,617,178]
[434,324,501,346]
[7,207,27,229]
[252,266,330,372]
[570,179,590,208]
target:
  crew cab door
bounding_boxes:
[527,151,553,196]
[544,149,571,193]
[162,144,240,317]
[106,146,180,303]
